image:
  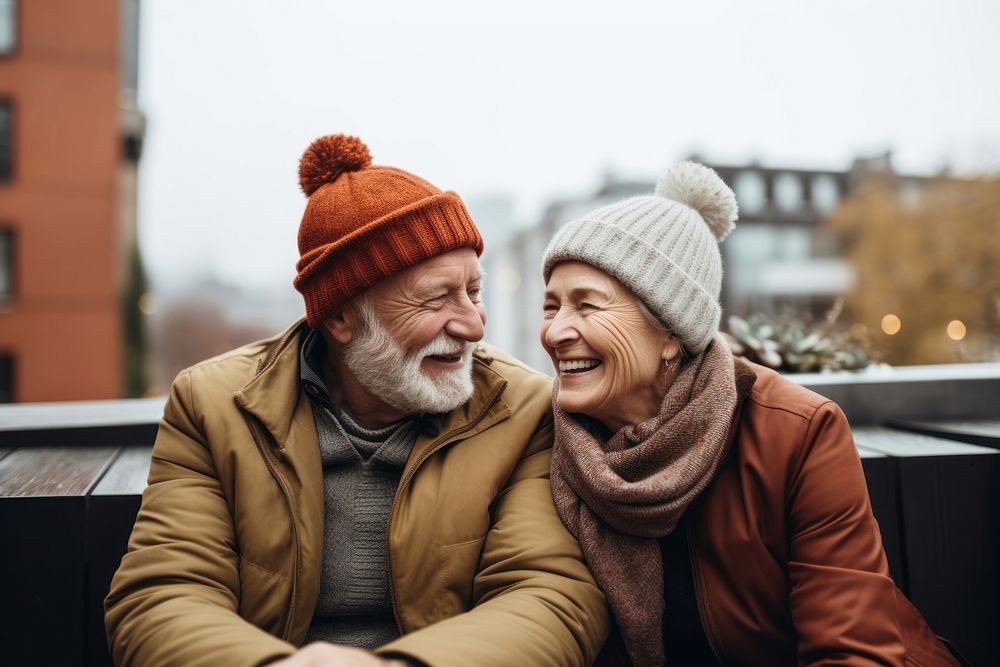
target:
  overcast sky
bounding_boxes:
[138,0,1000,292]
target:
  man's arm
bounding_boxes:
[786,402,906,666]
[104,369,296,667]
[375,412,610,667]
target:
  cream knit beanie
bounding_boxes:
[541,162,738,355]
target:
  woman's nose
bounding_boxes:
[542,310,579,348]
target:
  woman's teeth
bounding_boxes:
[559,359,601,373]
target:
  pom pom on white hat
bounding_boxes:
[542,161,738,355]
[655,161,738,241]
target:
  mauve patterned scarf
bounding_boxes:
[550,336,741,667]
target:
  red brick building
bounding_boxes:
[0,0,143,402]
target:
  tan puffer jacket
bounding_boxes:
[105,320,609,667]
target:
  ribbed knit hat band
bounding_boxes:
[542,162,738,355]
[293,135,484,327]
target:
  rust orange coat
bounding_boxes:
[591,360,958,665]
[679,361,957,665]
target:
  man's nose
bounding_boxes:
[445,296,486,342]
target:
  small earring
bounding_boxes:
[663,359,670,369]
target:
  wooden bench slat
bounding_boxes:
[92,446,152,496]
[0,447,119,497]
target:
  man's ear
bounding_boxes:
[322,305,357,345]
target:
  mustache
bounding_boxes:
[419,333,473,359]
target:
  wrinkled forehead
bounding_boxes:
[544,260,630,300]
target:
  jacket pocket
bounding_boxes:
[432,536,487,622]
[238,557,289,636]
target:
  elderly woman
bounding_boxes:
[540,163,960,666]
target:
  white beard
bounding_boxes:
[343,296,475,415]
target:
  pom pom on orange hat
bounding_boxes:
[293,134,484,327]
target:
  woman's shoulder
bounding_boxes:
[740,359,839,422]
[733,359,854,470]
[730,360,858,498]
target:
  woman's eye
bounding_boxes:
[579,302,598,311]
[542,303,559,313]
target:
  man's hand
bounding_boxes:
[269,643,412,667]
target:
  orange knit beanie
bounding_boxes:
[293,134,484,327]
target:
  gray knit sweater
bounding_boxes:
[300,329,419,649]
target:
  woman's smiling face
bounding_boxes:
[540,261,679,432]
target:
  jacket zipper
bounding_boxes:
[687,521,725,664]
[385,384,506,632]
[237,402,301,641]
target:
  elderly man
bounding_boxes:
[105,135,608,667]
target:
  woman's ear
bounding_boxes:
[661,335,682,365]
[322,305,358,345]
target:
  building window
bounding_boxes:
[734,171,766,214]
[0,228,12,302]
[774,173,803,213]
[811,175,840,214]
[0,354,13,403]
[0,100,11,181]
[0,0,15,56]
[123,134,142,163]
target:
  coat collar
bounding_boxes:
[409,347,512,461]
[734,356,759,403]
[233,318,511,465]
[720,356,759,458]
[233,319,311,449]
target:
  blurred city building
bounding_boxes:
[487,154,969,372]
[146,277,305,393]
[0,0,144,401]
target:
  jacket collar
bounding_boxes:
[233,318,511,461]
[733,357,758,404]
[722,357,759,453]
[414,349,511,445]
[233,318,311,450]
